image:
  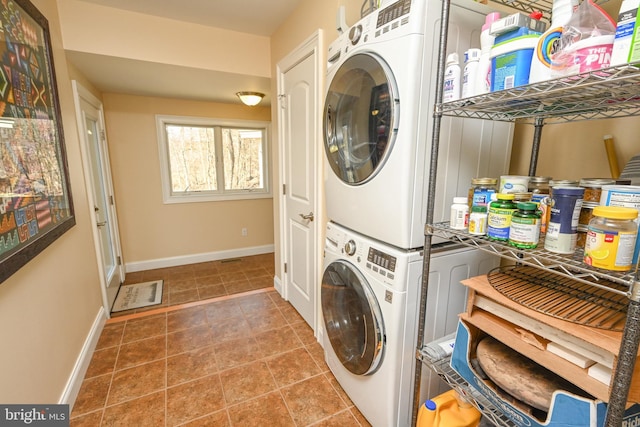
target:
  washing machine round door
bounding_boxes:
[321,259,385,375]
[323,53,398,185]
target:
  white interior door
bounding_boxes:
[72,81,125,315]
[277,31,322,330]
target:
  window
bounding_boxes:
[156,115,271,203]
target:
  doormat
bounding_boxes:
[111,280,163,313]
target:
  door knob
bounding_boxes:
[299,212,314,221]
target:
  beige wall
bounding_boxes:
[102,94,274,266]
[269,0,362,280]
[510,116,640,179]
[0,0,103,403]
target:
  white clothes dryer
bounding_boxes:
[321,221,498,426]
[323,0,514,249]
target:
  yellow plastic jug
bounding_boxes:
[417,389,482,427]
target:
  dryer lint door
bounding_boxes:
[323,53,399,185]
[321,259,385,375]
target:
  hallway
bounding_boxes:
[111,253,276,317]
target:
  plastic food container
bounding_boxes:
[499,175,530,194]
[584,206,639,271]
[544,186,585,254]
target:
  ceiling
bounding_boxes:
[68,0,306,106]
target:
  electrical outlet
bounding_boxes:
[241,228,248,236]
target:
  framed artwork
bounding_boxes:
[0,0,75,284]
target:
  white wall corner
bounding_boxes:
[59,307,107,409]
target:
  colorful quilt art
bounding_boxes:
[0,0,74,282]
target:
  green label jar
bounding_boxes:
[487,193,517,241]
[509,202,541,249]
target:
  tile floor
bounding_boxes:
[70,256,372,426]
[111,253,277,318]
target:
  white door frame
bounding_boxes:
[71,80,125,317]
[277,30,324,333]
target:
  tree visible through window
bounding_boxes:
[222,129,264,191]
[156,115,270,203]
[166,125,217,192]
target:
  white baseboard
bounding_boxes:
[273,275,283,296]
[59,307,107,409]
[125,245,275,273]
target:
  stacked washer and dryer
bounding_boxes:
[320,0,515,426]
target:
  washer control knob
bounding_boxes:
[344,240,357,256]
[349,25,362,45]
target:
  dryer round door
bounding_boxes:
[323,52,399,185]
[321,259,385,375]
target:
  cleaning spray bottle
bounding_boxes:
[474,12,500,95]
[462,48,481,98]
[528,0,579,83]
[443,53,461,102]
[417,389,482,427]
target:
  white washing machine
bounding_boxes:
[321,221,498,426]
[323,0,514,249]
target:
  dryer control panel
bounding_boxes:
[368,248,397,272]
[376,0,411,28]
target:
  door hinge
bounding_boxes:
[283,184,286,195]
[100,130,106,141]
[278,94,286,109]
[117,256,122,266]
[284,263,287,273]
[109,195,114,205]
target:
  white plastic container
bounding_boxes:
[443,53,461,102]
[450,197,469,230]
[499,175,531,193]
[490,35,538,91]
[475,12,500,96]
[529,0,579,83]
[462,48,481,98]
[552,35,615,77]
[610,0,640,66]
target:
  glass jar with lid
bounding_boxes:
[528,176,552,203]
[578,178,615,202]
[468,177,498,211]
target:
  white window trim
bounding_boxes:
[156,115,272,204]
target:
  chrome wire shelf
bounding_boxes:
[492,0,553,19]
[439,63,640,123]
[490,0,610,19]
[426,222,638,290]
[419,350,516,427]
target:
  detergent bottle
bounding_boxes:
[417,389,482,427]
[528,0,579,83]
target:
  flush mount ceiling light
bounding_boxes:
[236,91,265,106]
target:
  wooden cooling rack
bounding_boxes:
[487,266,630,331]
